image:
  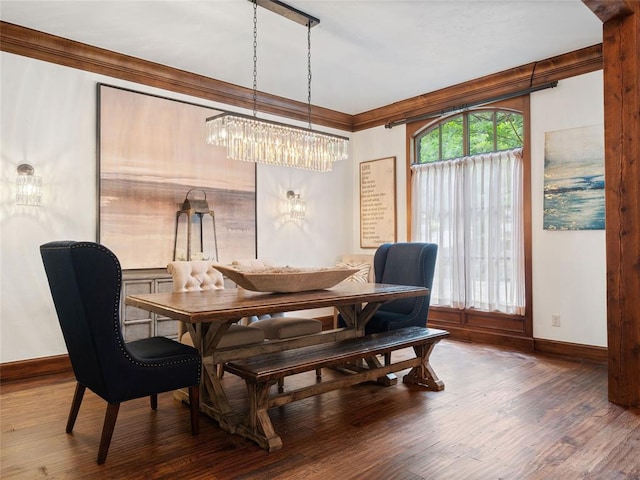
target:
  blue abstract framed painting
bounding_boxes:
[543,125,605,230]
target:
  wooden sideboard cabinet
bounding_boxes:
[121,269,178,342]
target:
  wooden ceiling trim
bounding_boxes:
[582,0,634,23]
[352,44,603,131]
[1,20,603,134]
[0,21,354,132]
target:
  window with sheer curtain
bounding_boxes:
[411,109,526,315]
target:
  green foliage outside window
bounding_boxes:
[441,116,464,160]
[469,111,494,156]
[496,111,523,150]
[417,109,523,163]
[418,128,440,163]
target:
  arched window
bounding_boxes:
[416,109,523,163]
[410,107,527,320]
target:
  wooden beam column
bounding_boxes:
[583,0,640,407]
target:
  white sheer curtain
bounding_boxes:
[411,148,525,315]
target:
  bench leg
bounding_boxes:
[236,380,283,452]
[277,370,320,393]
[364,356,397,386]
[332,357,397,386]
[403,341,445,391]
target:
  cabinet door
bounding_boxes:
[121,279,154,341]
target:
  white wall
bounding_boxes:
[0,52,352,363]
[530,71,606,346]
[350,124,409,249]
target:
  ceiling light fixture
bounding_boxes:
[206,0,349,172]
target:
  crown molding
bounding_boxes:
[0,21,354,132]
[582,0,636,23]
[2,21,602,133]
[352,44,603,131]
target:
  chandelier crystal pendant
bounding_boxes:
[206,0,349,172]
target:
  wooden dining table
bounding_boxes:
[125,282,429,434]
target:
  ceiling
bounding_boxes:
[0,0,603,115]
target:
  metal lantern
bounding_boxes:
[173,188,219,261]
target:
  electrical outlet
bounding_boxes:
[552,314,561,327]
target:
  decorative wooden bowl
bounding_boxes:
[214,265,359,293]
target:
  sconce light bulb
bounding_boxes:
[16,163,42,206]
[287,190,306,219]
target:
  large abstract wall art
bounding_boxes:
[543,124,605,230]
[98,84,256,269]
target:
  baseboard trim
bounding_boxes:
[1,324,607,383]
[430,322,607,364]
[534,338,608,364]
[430,323,535,351]
[1,354,72,383]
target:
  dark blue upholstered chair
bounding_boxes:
[40,241,201,465]
[365,242,438,336]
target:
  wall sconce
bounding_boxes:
[287,190,306,220]
[16,163,42,206]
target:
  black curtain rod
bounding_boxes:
[384,80,558,129]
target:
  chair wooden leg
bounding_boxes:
[188,385,200,435]
[66,382,85,433]
[315,368,322,378]
[384,352,391,366]
[97,403,120,465]
[150,393,158,410]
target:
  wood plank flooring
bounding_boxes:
[1,340,639,479]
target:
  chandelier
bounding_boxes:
[206,0,349,172]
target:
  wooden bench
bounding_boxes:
[225,326,449,451]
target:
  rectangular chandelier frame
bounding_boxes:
[253,0,320,28]
[206,111,350,172]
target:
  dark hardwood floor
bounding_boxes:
[2,340,639,479]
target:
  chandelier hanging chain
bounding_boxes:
[252,0,258,117]
[307,23,312,129]
[205,0,349,172]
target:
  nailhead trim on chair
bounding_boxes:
[71,243,201,380]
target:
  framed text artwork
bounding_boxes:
[98,84,257,269]
[360,157,397,248]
